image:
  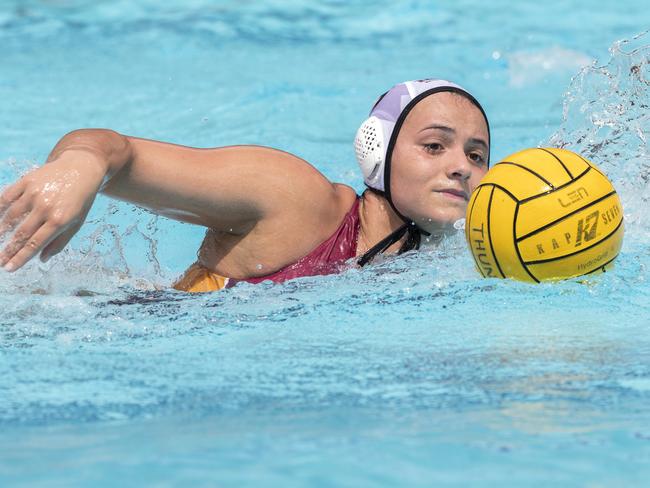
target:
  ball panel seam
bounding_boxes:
[475,183,519,203]
[518,166,592,204]
[521,218,623,265]
[540,147,574,179]
[512,202,540,283]
[583,254,619,275]
[486,186,506,278]
[497,161,555,189]
[516,190,617,242]
[466,185,486,277]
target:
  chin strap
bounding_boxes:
[357,188,432,267]
[357,221,429,267]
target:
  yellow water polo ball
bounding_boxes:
[465,147,624,282]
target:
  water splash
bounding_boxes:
[0,161,166,295]
[548,32,650,241]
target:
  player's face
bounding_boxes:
[390,92,489,234]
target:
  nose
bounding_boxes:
[446,146,472,181]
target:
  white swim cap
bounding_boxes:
[354,79,491,267]
[354,79,490,194]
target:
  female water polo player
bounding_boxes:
[0,79,490,292]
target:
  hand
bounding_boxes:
[0,151,107,272]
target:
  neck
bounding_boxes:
[357,190,409,256]
[358,190,457,257]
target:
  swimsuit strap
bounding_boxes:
[357,221,422,267]
[356,188,426,267]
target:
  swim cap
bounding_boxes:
[354,79,490,195]
[354,79,490,266]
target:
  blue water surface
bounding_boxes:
[1,1,650,486]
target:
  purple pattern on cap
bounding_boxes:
[370,79,466,168]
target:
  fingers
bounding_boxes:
[0,196,31,237]
[0,217,52,272]
[41,224,80,263]
[0,182,25,218]
[0,211,44,267]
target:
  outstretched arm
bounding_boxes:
[0,128,341,272]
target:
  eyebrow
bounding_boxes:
[420,124,455,134]
[420,124,489,150]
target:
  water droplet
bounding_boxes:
[492,50,501,60]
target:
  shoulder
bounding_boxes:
[248,181,357,274]
[247,148,356,223]
[204,150,359,276]
[265,179,357,244]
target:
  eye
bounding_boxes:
[468,152,487,165]
[424,142,443,153]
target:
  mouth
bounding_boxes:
[437,188,469,201]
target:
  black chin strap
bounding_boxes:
[357,190,429,267]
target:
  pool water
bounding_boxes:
[1,1,650,486]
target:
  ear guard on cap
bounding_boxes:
[354,116,387,192]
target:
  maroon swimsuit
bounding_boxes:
[227,196,361,286]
